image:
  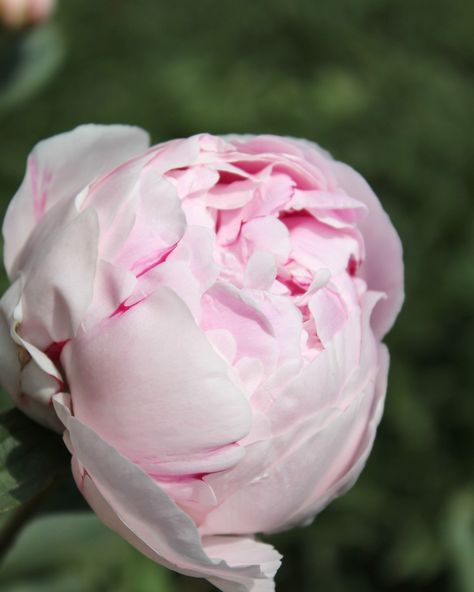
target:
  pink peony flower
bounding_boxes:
[0,0,56,27]
[0,126,403,590]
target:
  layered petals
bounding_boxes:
[0,128,404,591]
[201,294,383,535]
[62,287,252,477]
[330,161,404,338]
[54,394,281,592]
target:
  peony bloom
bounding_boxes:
[0,126,403,590]
[0,0,56,28]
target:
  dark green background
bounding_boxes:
[0,1,473,591]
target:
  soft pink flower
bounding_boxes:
[0,126,403,590]
[0,0,55,27]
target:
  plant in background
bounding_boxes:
[0,0,63,114]
[0,126,403,590]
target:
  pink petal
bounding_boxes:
[222,136,334,190]
[201,283,278,376]
[331,161,404,338]
[308,286,347,347]
[244,252,277,291]
[3,125,149,277]
[288,189,368,228]
[201,387,373,535]
[62,287,251,476]
[112,175,186,275]
[0,280,63,431]
[54,394,281,591]
[242,173,295,219]
[83,260,137,330]
[147,135,201,174]
[206,178,257,210]
[132,261,203,322]
[286,342,389,528]
[284,214,363,276]
[81,138,191,257]
[20,207,100,348]
[204,536,281,592]
[173,166,220,199]
[202,295,383,535]
[228,135,307,158]
[167,226,220,292]
[240,216,291,265]
[249,292,303,369]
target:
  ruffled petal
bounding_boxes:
[283,214,363,276]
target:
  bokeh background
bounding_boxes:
[0,1,473,591]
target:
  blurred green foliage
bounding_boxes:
[0,409,69,514]
[0,0,472,590]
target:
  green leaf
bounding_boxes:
[0,408,70,514]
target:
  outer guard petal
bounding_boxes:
[3,124,149,276]
[54,394,281,592]
[331,161,404,338]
